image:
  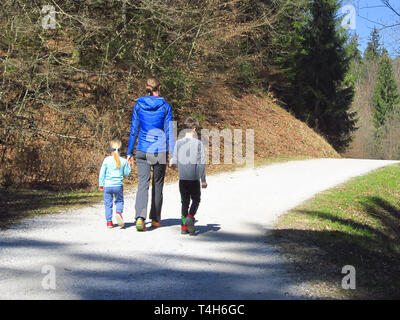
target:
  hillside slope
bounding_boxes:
[195,87,339,160]
[0,85,340,189]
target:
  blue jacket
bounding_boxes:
[127,96,175,156]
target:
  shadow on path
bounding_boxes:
[0,228,298,300]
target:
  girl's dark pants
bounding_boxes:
[135,151,167,222]
[179,179,201,225]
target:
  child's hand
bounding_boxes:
[169,159,177,168]
[201,182,208,189]
[99,186,104,192]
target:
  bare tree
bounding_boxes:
[1,0,285,187]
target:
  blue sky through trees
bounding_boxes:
[341,0,399,56]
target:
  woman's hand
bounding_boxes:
[127,156,134,167]
[99,186,104,192]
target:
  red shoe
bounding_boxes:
[115,212,125,227]
[151,220,162,228]
[181,225,189,234]
[107,221,114,229]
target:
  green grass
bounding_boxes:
[274,163,400,299]
[0,188,103,229]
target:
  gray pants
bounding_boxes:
[135,151,167,221]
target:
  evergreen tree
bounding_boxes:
[364,27,382,61]
[345,34,363,84]
[372,50,400,128]
[270,0,310,96]
[347,34,362,64]
[277,0,357,152]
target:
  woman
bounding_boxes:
[127,77,175,231]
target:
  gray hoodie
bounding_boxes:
[170,137,206,182]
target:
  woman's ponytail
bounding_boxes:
[145,77,161,96]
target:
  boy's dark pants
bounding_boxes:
[179,180,201,225]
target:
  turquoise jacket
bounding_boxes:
[99,156,131,187]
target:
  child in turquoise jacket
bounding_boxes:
[99,140,131,228]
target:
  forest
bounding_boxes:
[345,27,400,160]
[0,0,399,189]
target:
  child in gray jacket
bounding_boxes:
[170,117,207,234]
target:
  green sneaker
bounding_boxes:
[136,218,146,231]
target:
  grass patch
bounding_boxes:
[0,188,103,230]
[273,163,400,299]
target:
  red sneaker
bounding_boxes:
[151,220,162,228]
[181,225,189,234]
[107,221,114,229]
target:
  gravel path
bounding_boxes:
[0,158,398,300]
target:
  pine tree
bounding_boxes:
[346,34,363,84]
[364,27,382,61]
[270,0,310,96]
[372,50,400,128]
[347,34,362,64]
[278,0,357,152]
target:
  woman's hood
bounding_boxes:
[136,96,166,111]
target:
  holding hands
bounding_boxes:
[169,158,177,168]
